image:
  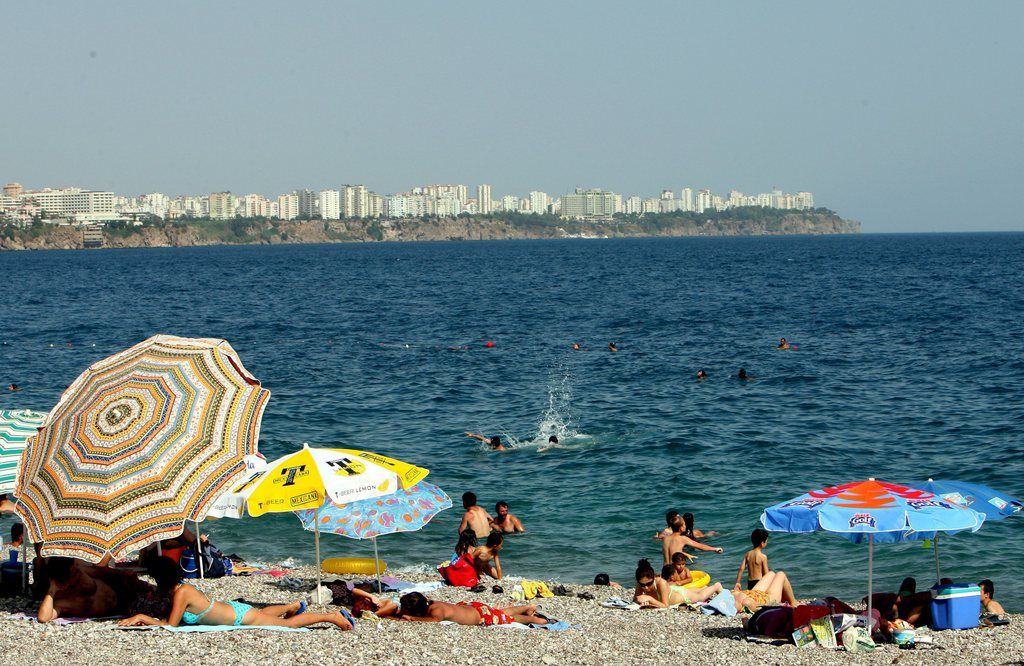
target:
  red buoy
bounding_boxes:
[485,341,495,348]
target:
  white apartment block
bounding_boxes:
[25,188,114,217]
[501,195,519,212]
[529,191,549,215]
[476,184,492,214]
[343,185,369,218]
[318,189,341,220]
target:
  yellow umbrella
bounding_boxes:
[228,443,428,591]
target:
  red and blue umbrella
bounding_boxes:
[761,479,985,624]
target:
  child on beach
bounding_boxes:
[469,532,504,580]
[117,556,352,630]
[398,592,550,626]
[980,579,1005,616]
[735,528,770,589]
[654,510,679,540]
[664,552,693,586]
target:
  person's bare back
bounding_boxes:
[461,506,492,538]
[744,549,768,584]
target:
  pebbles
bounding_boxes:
[0,567,1019,665]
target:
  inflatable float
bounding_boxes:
[321,557,387,576]
[684,570,711,588]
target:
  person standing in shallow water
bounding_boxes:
[457,492,493,539]
[490,501,525,533]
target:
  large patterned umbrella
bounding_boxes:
[0,410,47,494]
[15,335,270,562]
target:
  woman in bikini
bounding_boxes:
[731,570,798,612]
[633,559,723,608]
[398,592,550,626]
[117,556,352,630]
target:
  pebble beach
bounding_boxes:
[0,566,1019,665]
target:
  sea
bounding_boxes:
[2,233,1022,610]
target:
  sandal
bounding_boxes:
[492,585,504,594]
[470,584,487,593]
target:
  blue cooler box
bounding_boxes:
[931,583,980,630]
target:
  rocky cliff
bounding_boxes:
[0,211,859,251]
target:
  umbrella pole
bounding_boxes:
[21,540,28,594]
[373,536,381,594]
[314,506,322,596]
[934,534,941,583]
[196,520,204,580]
[867,534,874,634]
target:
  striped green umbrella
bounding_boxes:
[0,410,46,494]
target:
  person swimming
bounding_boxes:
[537,435,559,452]
[608,342,619,352]
[572,343,582,351]
[465,432,506,451]
[737,368,751,380]
[696,370,708,380]
[776,338,790,350]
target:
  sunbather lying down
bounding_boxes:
[732,570,797,612]
[398,592,551,626]
[116,556,352,630]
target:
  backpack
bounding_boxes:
[746,606,794,639]
[182,540,228,579]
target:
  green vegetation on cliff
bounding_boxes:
[1,207,858,251]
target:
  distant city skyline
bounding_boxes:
[2,1,1022,232]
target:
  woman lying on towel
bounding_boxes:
[398,591,551,626]
[117,556,352,630]
[633,559,723,608]
[731,570,797,612]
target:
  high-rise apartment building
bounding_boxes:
[318,189,341,220]
[342,185,369,218]
[476,184,492,215]
[296,189,318,218]
[277,193,299,220]
[681,188,694,212]
[3,183,23,198]
[241,194,270,218]
[695,189,712,214]
[529,191,549,215]
[208,192,236,220]
[559,188,617,220]
[501,195,519,212]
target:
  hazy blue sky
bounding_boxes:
[2,1,1021,232]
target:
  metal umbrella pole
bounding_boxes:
[867,534,874,633]
[314,506,322,596]
[933,534,941,583]
[195,520,204,580]
[373,536,382,593]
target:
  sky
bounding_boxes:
[2,1,1022,232]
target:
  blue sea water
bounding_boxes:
[2,234,1023,609]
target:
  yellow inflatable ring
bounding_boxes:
[684,571,711,589]
[321,557,387,575]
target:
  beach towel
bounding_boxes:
[493,620,574,631]
[520,580,554,600]
[8,612,124,625]
[699,590,737,617]
[115,625,309,633]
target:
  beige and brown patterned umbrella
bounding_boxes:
[15,335,270,562]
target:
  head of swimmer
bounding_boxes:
[462,491,477,509]
[489,436,502,450]
[547,435,558,445]
[495,500,509,518]
[696,369,707,380]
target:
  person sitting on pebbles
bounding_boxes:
[398,591,551,626]
[633,558,723,608]
[468,532,504,580]
[117,556,353,630]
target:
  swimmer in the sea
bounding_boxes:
[465,432,506,451]
[696,370,708,380]
[572,343,582,351]
[737,368,752,380]
[7,384,20,392]
[608,342,619,352]
[537,435,559,452]
[776,338,790,350]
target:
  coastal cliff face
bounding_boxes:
[0,211,859,251]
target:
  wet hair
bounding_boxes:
[462,491,477,507]
[489,436,501,449]
[11,523,23,542]
[454,530,478,556]
[751,528,769,547]
[330,582,355,606]
[661,564,675,580]
[400,592,430,617]
[47,557,76,584]
[682,513,696,539]
[664,510,679,527]
[980,579,994,597]
[485,532,504,549]
[670,514,685,532]
[495,500,509,511]
[548,435,558,444]
[738,368,747,379]
[593,573,611,586]
[635,558,656,582]
[146,555,185,594]
[671,551,688,565]
[898,577,916,597]
[939,577,953,585]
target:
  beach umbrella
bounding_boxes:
[0,410,46,495]
[294,481,452,591]
[14,335,270,562]
[229,443,429,592]
[761,478,985,626]
[905,478,1022,581]
[0,409,47,591]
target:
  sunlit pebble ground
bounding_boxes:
[0,566,1019,665]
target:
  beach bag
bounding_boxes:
[182,541,228,579]
[438,553,478,588]
[792,604,831,629]
[843,626,876,653]
[746,606,793,639]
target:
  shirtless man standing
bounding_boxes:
[662,516,722,565]
[457,492,493,539]
[490,501,525,533]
